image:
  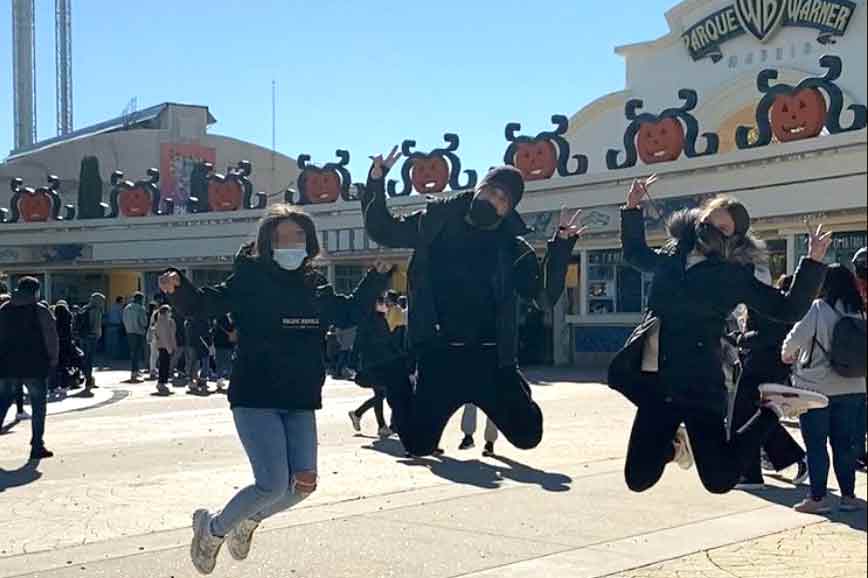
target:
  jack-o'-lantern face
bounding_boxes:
[18,189,53,222]
[637,118,685,164]
[410,155,450,193]
[208,180,243,212]
[513,140,557,180]
[770,88,827,142]
[302,169,341,204]
[118,187,152,217]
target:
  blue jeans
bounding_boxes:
[0,378,48,448]
[215,348,234,379]
[799,393,867,499]
[210,408,318,537]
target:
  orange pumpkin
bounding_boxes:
[208,180,243,212]
[513,140,557,181]
[410,155,450,193]
[636,118,685,164]
[770,87,827,142]
[118,187,153,217]
[302,168,341,204]
[18,189,53,222]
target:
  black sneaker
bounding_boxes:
[431,448,445,457]
[458,435,475,450]
[30,446,54,460]
[734,476,765,491]
[482,442,495,457]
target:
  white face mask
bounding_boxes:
[273,248,307,271]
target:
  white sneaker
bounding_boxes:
[190,509,224,575]
[378,426,394,439]
[672,426,694,470]
[759,384,828,419]
[227,518,259,561]
[348,411,362,432]
[15,411,30,421]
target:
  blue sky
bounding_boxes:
[0,0,676,180]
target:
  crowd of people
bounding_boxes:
[1,150,865,576]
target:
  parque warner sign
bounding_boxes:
[683,0,857,61]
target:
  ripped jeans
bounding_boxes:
[210,408,318,537]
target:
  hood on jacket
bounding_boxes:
[665,208,768,268]
[428,190,532,238]
[88,293,106,308]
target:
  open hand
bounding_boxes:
[557,207,586,240]
[373,260,393,275]
[369,146,401,180]
[626,174,658,209]
[807,224,833,262]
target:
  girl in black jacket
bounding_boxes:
[608,177,831,495]
[160,204,390,575]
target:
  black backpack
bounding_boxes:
[810,307,867,378]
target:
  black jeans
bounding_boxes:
[732,372,805,480]
[158,349,171,384]
[127,334,146,375]
[15,385,25,414]
[386,345,542,456]
[354,387,387,429]
[625,394,778,494]
[0,379,48,448]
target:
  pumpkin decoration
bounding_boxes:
[194,160,263,212]
[769,87,828,143]
[636,117,686,164]
[608,89,718,170]
[4,176,69,223]
[292,151,354,205]
[108,168,161,218]
[737,55,866,149]
[388,134,476,197]
[207,173,244,212]
[503,115,587,180]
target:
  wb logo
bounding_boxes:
[735,0,786,42]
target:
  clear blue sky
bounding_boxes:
[0,0,676,181]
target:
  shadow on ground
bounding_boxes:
[364,438,572,492]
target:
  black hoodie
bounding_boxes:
[167,252,389,411]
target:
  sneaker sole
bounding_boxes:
[191,510,217,575]
[759,384,829,410]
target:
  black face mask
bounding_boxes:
[468,198,502,229]
[695,221,731,259]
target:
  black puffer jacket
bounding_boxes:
[167,251,389,411]
[361,174,576,367]
[355,310,404,375]
[608,207,825,416]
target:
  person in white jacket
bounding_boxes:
[782,264,866,515]
[153,305,178,395]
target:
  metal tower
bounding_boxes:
[12,0,37,149]
[56,0,73,135]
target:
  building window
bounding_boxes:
[334,265,366,295]
[766,239,787,282]
[795,231,867,266]
[586,249,651,315]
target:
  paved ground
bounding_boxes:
[0,368,864,578]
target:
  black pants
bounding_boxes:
[128,334,146,376]
[15,385,25,414]
[732,372,805,480]
[354,387,387,429]
[625,392,779,494]
[158,349,171,384]
[386,345,542,456]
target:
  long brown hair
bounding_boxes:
[254,204,320,263]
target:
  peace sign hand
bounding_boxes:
[626,174,658,209]
[807,223,833,262]
[369,146,401,180]
[557,207,586,240]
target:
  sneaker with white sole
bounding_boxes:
[672,426,694,470]
[759,384,828,419]
[734,478,766,491]
[227,518,259,561]
[378,426,393,439]
[190,509,224,575]
[792,458,809,486]
[348,411,362,432]
[794,496,832,515]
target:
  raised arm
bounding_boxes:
[317,262,393,329]
[515,208,582,308]
[159,268,238,320]
[360,146,424,249]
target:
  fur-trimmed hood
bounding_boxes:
[665,208,768,268]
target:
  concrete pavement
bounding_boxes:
[0,369,864,578]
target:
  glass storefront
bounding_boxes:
[587,249,652,315]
